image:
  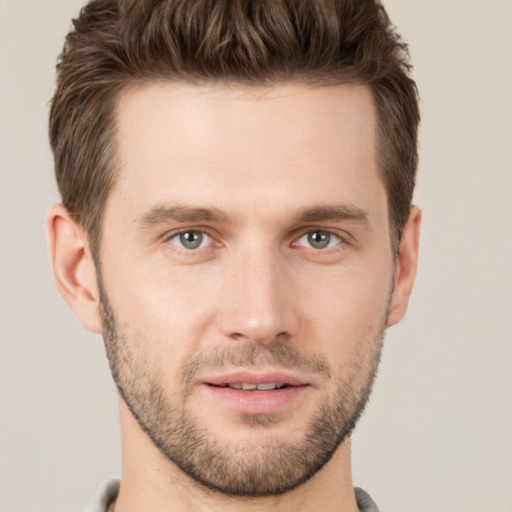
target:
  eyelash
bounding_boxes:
[165,228,347,253]
[167,230,213,250]
[292,230,343,250]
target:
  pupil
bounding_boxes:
[180,231,202,249]
[308,231,330,249]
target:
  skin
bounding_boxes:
[47,82,421,512]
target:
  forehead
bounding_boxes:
[111,81,382,221]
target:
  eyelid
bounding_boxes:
[296,231,340,249]
[162,225,212,240]
[171,230,211,248]
[164,227,219,251]
[291,227,349,247]
[160,226,350,252]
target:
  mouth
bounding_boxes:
[201,371,311,415]
[207,382,296,391]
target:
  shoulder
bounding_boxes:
[355,487,380,512]
[84,477,120,512]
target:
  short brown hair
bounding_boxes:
[49,0,419,253]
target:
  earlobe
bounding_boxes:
[46,204,103,334]
[387,206,422,327]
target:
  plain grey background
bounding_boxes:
[1,1,511,511]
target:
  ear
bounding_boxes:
[387,206,422,327]
[46,204,103,334]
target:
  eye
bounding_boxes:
[296,230,341,250]
[168,230,212,250]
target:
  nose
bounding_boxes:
[219,246,299,345]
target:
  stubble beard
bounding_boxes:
[98,279,387,497]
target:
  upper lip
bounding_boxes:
[202,370,310,387]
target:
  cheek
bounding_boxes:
[102,259,222,378]
[298,262,392,357]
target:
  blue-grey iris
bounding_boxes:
[308,231,331,249]
[180,231,203,249]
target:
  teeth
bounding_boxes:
[225,383,283,390]
[256,383,279,390]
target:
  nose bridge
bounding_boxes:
[220,240,297,344]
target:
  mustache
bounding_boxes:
[182,338,332,385]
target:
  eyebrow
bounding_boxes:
[136,202,368,227]
[294,204,368,224]
[137,204,230,226]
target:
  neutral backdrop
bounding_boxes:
[1,1,511,511]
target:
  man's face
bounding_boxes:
[97,82,395,495]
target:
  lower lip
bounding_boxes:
[203,385,309,415]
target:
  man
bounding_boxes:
[46,0,421,510]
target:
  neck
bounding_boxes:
[114,398,360,512]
